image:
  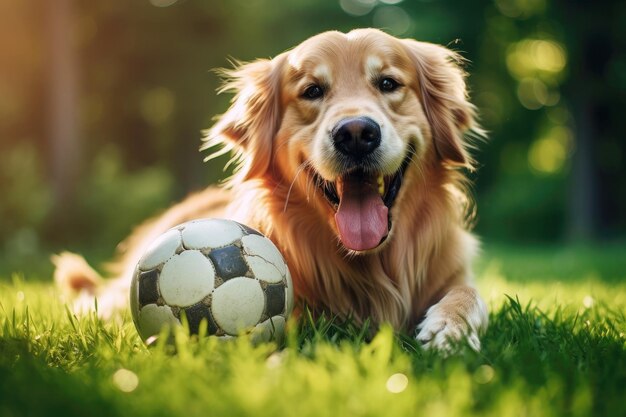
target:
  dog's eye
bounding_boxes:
[378,77,401,93]
[302,84,324,100]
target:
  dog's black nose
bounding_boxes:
[332,116,381,159]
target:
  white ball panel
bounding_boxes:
[241,235,287,276]
[159,250,215,306]
[182,219,243,249]
[211,278,265,335]
[138,304,180,341]
[138,229,181,270]
[251,315,286,343]
[245,255,283,283]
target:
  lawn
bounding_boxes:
[1,243,625,417]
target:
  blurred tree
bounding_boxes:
[46,0,80,222]
[557,0,626,240]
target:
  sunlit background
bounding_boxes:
[1,0,625,277]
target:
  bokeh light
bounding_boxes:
[112,368,139,393]
[474,365,495,384]
[528,126,573,175]
[386,373,409,393]
[372,6,411,36]
[140,87,176,126]
[516,77,559,110]
[149,0,179,7]
[506,39,567,80]
[495,0,546,19]
[339,0,376,16]
[517,77,549,110]
[507,39,567,110]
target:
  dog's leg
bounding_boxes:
[416,285,488,353]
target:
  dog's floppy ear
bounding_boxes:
[402,40,478,169]
[203,55,284,183]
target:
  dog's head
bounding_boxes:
[206,29,478,253]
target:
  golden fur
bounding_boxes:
[54,29,488,351]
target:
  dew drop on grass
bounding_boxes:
[266,352,284,369]
[583,295,594,309]
[113,368,139,393]
[386,373,408,393]
[474,364,495,384]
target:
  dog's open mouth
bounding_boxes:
[311,149,413,252]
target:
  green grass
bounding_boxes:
[1,244,625,417]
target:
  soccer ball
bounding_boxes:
[129,218,293,343]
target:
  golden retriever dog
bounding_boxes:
[54,28,488,351]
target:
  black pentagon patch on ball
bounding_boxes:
[208,245,249,281]
[239,223,263,237]
[264,283,285,317]
[183,303,219,335]
[138,269,160,306]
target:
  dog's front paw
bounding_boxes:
[416,291,487,353]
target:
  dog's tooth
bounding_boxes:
[377,174,385,196]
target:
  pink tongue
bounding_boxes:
[335,176,388,251]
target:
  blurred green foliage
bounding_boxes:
[0,0,625,275]
[0,144,52,256]
[75,145,175,251]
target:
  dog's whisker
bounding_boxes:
[283,161,310,213]
[304,162,318,202]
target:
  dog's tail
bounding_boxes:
[52,251,103,296]
[52,252,130,318]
